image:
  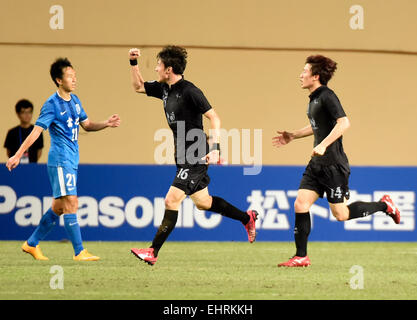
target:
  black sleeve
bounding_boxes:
[323,91,346,120]
[4,129,13,149]
[144,81,164,100]
[185,87,212,114]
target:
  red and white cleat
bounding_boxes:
[278,255,311,267]
[131,248,158,266]
[380,194,401,224]
[244,210,259,243]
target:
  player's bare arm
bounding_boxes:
[80,114,121,132]
[129,48,146,93]
[272,125,313,148]
[6,125,43,171]
[202,109,221,164]
[312,116,350,157]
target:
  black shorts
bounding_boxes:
[172,164,211,195]
[299,161,350,204]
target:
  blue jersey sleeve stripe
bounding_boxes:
[35,121,48,130]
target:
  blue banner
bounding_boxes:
[0,164,416,241]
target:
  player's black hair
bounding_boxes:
[157,46,187,75]
[15,99,34,113]
[50,57,73,87]
[306,55,337,85]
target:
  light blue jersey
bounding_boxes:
[36,92,88,169]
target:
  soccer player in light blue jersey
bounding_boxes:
[6,58,120,261]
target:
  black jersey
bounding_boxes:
[307,86,349,165]
[144,78,212,165]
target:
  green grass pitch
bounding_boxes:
[0,241,416,300]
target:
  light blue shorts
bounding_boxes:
[47,166,78,198]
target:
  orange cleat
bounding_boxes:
[21,241,49,260]
[73,249,100,261]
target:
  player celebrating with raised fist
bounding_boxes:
[128,46,258,265]
[272,55,401,267]
[6,57,120,261]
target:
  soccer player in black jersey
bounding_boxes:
[128,46,258,265]
[272,55,401,267]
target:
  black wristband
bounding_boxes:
[129,59,138,66]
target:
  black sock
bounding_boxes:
[209,196,249,225]
[347,201,387,220]
[151,209,178,257]
[294,212,311,257]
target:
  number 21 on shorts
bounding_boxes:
[66,173,76,190]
